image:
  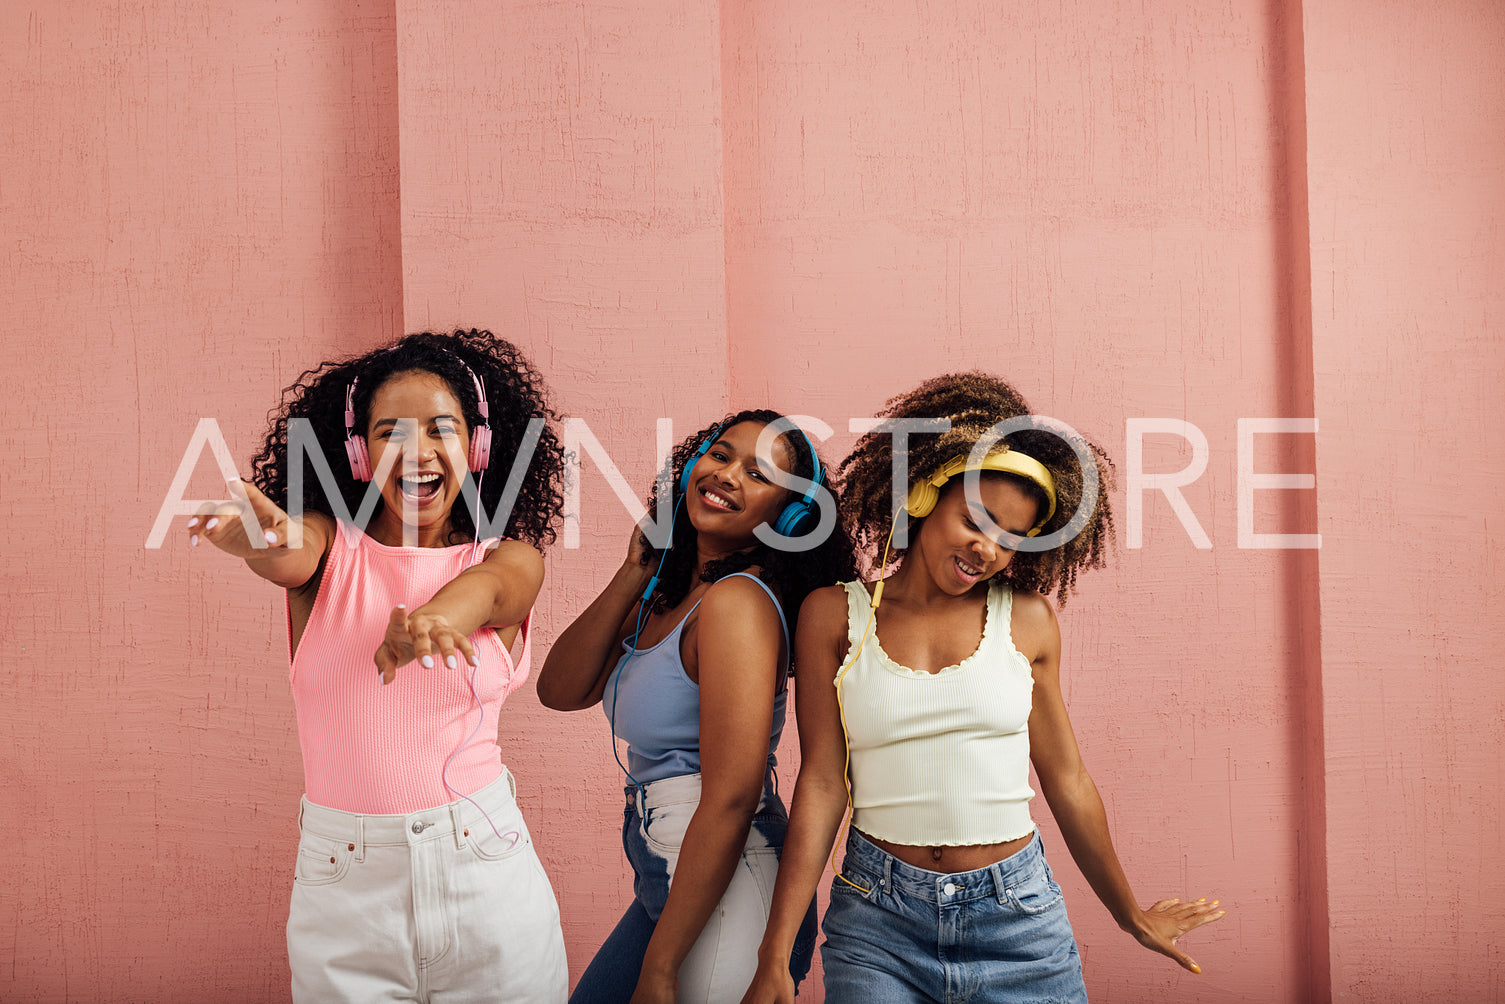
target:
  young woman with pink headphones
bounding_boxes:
[186,329,570,1002]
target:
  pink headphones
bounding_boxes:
[343,355,493,482]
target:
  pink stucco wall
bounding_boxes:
[3,1,1500,1002]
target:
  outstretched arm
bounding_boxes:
[741,586,854,1004]
[187,477,332,589]
[373,538,544,684]
[1020,591,1225,974]
[535,526,652,711]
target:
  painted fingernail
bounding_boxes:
[421,655,434,668]
[1197,898,1206,903]
[1190,963,1202,975]
[396,604,406,610]
[445,655,457,669]
[264,530,278,543]
[467,653,478,667]
[187,517,199,529]
[190,535,199,547]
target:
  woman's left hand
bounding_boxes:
[373,604,479,684]
[628,971,678,1004]
[1129,897,1226,973]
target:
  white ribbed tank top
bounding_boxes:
[837,578,1037,846]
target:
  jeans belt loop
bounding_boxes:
[882,855,893,893]
[990,862,1008,905]
[355,816,366,863]
[451,800,467,849]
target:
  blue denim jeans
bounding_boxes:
[570,773,816,1003]
[821,828,1087,1004]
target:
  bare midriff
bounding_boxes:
[861,828,1036,874]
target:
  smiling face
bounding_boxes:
[363,370,471,547]
[682,420,796,552]
[911,473,1042,594]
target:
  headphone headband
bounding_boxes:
[343,348,492,481]
[905,449,1058,536]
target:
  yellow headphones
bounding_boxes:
[903,450,1058,533]
[828,447,1057,890]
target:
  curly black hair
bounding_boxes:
[837,372,1115,605]
[251,329,568,550]
[639,409,857,650]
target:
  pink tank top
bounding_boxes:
[290,521,532,814]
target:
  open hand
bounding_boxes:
[1130,897,1226,973]
[186,478,295,558]
[374,605,479,685]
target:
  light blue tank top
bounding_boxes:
[602,572,790,785]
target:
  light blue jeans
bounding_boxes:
[570,773,816,1003]
[821,828,1087,1003]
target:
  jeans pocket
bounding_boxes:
[293,831,354,887]
[468,823,528,862]
[642,803,691,854]
[1007,864,1065,915]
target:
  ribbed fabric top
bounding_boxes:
[290,521,530,814]
[602,572,789,785]
[838,578,1036,846]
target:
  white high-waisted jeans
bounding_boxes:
[286,768,568,1003]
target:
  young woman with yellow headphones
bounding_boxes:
[742,373,1225,1003]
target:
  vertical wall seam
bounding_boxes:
[715,0,734,412]
[390,0,407,337]
[1277,0,1331,1000]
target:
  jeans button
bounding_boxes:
[943,882,957,895]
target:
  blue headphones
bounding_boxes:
[677,421,825,538]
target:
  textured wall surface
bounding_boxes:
[1304,1,1505,1001]
[0,1,402,1000]
[2,0,1500,1001]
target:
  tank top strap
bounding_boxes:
[840,580,875,651]
[989,580,1015,647]
[720,571,789,674]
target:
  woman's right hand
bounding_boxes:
[739,962,795,1004]
[186,478,292,559]
[625,521,653,569]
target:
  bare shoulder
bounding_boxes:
[700,572,781,625]
[483,538,544,573]
[1007,587,1061,664]
[800,583,853,632]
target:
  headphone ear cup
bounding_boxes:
[346,436,372,482]
[679,437,714,496]
[772,499,814,538]
[905,477,942,518]
[468,425,492,473]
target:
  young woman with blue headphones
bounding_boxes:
[742,374,1225,1003]
[184,330,571,1002]
[538,409,855,1003]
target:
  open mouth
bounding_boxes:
[954,556,983,581]
[399,472,444,504]
[698,486,739,511]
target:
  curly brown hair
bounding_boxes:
[638,410,857,652]
[837,372,1115,605]
[250,329,568,550]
